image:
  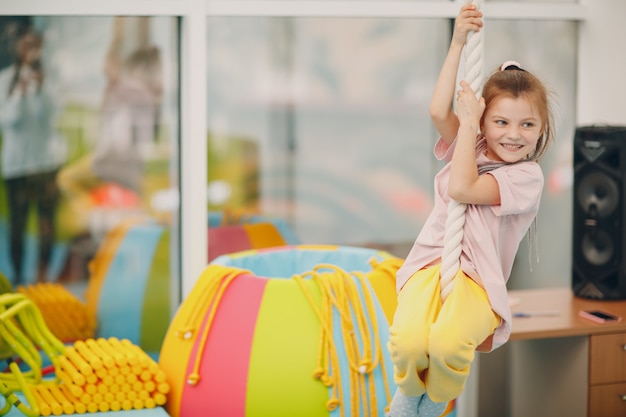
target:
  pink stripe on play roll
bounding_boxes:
[179,273,267,416]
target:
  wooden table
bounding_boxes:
[488,287,626,417]
[509,287,626,340]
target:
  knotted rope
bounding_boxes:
[440,0,484,302]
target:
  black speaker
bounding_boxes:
[572,125,626,299]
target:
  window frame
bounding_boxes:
[1,0,586,298]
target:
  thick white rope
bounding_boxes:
[440,0,484,302]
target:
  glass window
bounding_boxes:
[206,16,447,255]
[205,15,577,289]
[0,16,180,354]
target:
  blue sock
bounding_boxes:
[387,389,422,417]
[416,394,447,417]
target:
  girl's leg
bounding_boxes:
[387,389,421,417]
[34,170,60,281]
[5,177,29,285]
[425,270,500,403]
[417,394,448,417]
[387,265,442,417]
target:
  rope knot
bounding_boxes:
[186,372,200,386]
[312,367,325,380]
[358,361,371,374]
[176,328,194,340]
[326,398,340,411]
[320,375,334,387]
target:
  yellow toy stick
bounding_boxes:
[139,370,152,382]
[143,380,156,393]
[84,339,115,369]
[107,337,138,366]
[60,384,87,414]
[119,339,151,369]
[156,382,170,394]
[95,367,108,380]
[100,374,114,386]
[144,397,156,409]
[95,338,127,367]
[58,355,86,386]
[153,370,167,384]
[63,346,94,376]
[79,392,91,405]
[98,401,110,413]
[91,392,103,404]
[72,341,102,371]
[84,384,97,395]
[86,401,99,413]
[29,385,51,416]
[97,381,109,394]
[133,398,145,410]
[125,373,138,384]
[85,373,98,385]
[34,385,62,416]
[121,399,133,411]
[126,391,137,402]
[54,368,84,397]
[49,384,75,415]
[109,400,122,412]
[132,381,143,393]
[152,392,166,406]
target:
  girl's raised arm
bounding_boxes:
[429,4,483,144]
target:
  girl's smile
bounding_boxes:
[482,96,542,163]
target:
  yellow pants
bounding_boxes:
[387,265,500,403]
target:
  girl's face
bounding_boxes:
[481,95,542,163]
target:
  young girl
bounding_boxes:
[386,4,555,417]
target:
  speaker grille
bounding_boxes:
[572,125,626,299]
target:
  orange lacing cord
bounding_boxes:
[293,264,392,417]
[179,267,247,386]
[351,269,393,414]
[368,257,403,284]
[177,262,392,415]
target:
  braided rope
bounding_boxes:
[440,0,484,302]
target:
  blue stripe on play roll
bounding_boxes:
[97,222,164,343]
[329,273,393,417]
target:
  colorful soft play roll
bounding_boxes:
[208,210,300,245]
[86,213,299,359]
[85,219,171,357]
[207,211,300,262]
[159,245,402,417]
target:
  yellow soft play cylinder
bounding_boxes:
[160,245,402,417]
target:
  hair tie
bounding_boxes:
[500,60,524,72]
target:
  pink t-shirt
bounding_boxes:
[396,136,543,351]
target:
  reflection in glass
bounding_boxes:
[206,17,447,255]
[0,16,179,354]
[0,20,65,286]
[206,16,576,288]
[57,17,164,243]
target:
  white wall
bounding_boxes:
[578,0,626,126]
